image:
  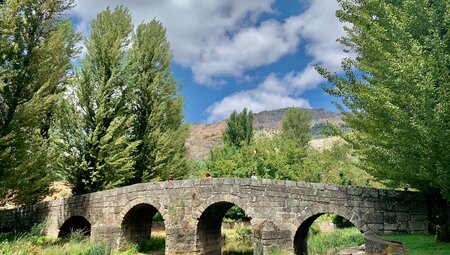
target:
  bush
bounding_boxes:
[309,223,321,236]
[225,206,250,222]
[237,227,252,241]
[138,236,165,252]
[333,215,354,228]
[153,212,164,222]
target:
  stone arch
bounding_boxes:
[192,194,255,220]
[58,215,91,238]
[194,195,255,255]
[119,198,167,244]
[293,205,366,255]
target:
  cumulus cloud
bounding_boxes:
[72,0,303,84]
[72,0,350,122]
[205,0,349,122]
[206,73,313,123]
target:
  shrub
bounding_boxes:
[309,223,321,236]
[333,215,353,228]
[237,227,252,241]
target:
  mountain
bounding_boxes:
[186,108,343,160]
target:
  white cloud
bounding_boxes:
[73,0,302,84]
[206,86,311,123]
[72,0,350,122]
[205,0,349,122]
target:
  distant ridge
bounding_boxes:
[187,108,343,160]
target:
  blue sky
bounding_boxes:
[70,0,349,123]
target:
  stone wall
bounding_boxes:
[364,234,407,255]
[0,178,430,254]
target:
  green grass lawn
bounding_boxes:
[380,233,450,255]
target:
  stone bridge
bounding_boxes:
[0,178,429,254]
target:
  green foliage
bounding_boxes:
[0,228,114,255]
[317,0,450,199]
[225,206,250,222]
[332,215,354,229]
[300,144,380,187]
[128,19,188,182]
[281,107,311,147]
[222,108,253,148]
[308,223,321,236]
[56,7,187,194]
[308,227,364,255]
[59,6,139,195]
[236,227,253,241]
[265,246,290,255]
[0,0,79,204]
[138,236,165,253]
[207,134,305,181]
[153,212,164,222]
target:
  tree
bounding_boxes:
[207,134,304,181]
[301,144,381,187]
[222,108,253,148]
[317,0,449,238]
[281,107,312,148]
[127,20,189,182]
[63,6,139,194]
[0,0,78,204]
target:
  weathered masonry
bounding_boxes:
[0,178,429,254]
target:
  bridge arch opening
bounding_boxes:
[58,216,91,238]
[293,213,364,255]
[197,202,253,255]
[121,203,165,246]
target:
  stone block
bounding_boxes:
[348,187,363,196]
[411,214,427,221]
[363,213,384,223]
[393,202,410,212]
[384,223,398,231]
[362,188,379,198]
[367,223,384,232]
[384,212,397,224]
[387,190,403,198]
[409,221,427,231]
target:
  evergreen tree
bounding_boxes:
[128,20,188,182]
[281,107,312,148]
[63,6,139,194]
[0,0,78,204]
[222,108,253,148]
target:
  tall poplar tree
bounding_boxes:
[127,20,188,182]
[64,7,139,194]
[0,0,78,204]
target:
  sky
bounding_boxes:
[70,0,350,123]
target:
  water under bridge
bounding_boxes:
[0,178,429,254]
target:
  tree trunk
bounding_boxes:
[426,191,450,242]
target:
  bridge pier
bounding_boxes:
[254,219,292,255]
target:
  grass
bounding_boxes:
[308,227,364,255]
[222,226,253,254]
[137,231,165,253]
[0,229,149,255]
[379,233,450,255]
